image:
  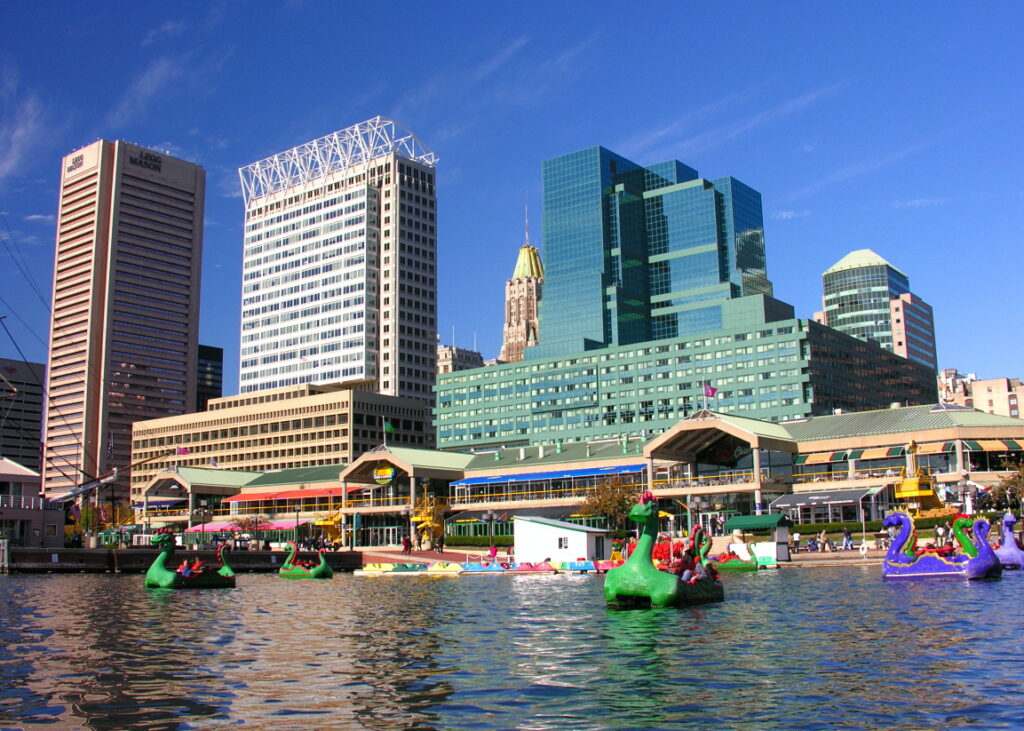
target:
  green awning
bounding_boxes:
[964,440,982,451]
[846,449,864,460]
[723,514,794,531]
[829,451,849,462]
[942,442,956,453]
[793,454,808,465]
[886,446,905,457]
[1002,439,1021,450]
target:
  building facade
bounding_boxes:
[939,371,1023,419]
[435,147,935,451]
[43,140,204,499]
[129,382,433,501]
[0,358,45,471]
[237,117,438,406]
[817,249,937,371]
[196,344,224,411]
[435,296,937,450]
[498,234,543,363]
[533,146,771,360]
[436,345,484,375]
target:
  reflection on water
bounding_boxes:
[3,567,1024,729]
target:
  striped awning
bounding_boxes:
[915,442,952,455]
[972,439,1022,452]
[802,452,833,465]
[859,446,905,460]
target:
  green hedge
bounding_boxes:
[738,512,1003,538]
[442,535,514,549]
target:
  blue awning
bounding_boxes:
[133,498,187,508]
[452,463,646,487]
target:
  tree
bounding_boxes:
[579,475,641,531]
[232,514,271,533]
[987,459,1024,512]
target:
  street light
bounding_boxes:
[484,509,495,548]
[200,499,208,546]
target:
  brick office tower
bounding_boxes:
[498,210,544,363]
[42,141,204,501]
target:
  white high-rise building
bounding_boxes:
[238,117,438,405]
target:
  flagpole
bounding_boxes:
[703,381,708,411]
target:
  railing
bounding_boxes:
[792,466,906,484]
[0,495,61,511]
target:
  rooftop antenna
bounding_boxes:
[452,325,455,348]
[524,195,530,245]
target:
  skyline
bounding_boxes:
[1,3,1022,395]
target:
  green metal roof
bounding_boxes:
[168,467,263,488]
[823,248,906,277]
[511,244,544,279]
[463,437,649,472]
[779,404,1024,442]
[723,514,793,531]
[698,410,795,442]
[383,446,476,471]
[246,464,346,487]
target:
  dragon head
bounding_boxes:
[151,529,176,549]
[628,491,658,525]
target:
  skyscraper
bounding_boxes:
[498,213,543,362]
[195,344,224,411]
[238,117,438,405]
[0,357,45,471]
[817,249,937,370]
[533,147,771,359]
[43,140,205,499]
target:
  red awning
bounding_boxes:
[273,487,346,500]
[222,492,283,503]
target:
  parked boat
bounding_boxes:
[145,529,236,589]
[881,512,1001,580]
[279,541,333,579]
[994,512,1024,569]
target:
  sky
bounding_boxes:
[1,2,1022,395]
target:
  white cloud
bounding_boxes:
[793,138,935,199]
[106,56,185,128]
[0,70,46,185]
[141,20,186,47]
[891,197,949,208]
[771,210,812,220]
[473,36,530,82]
[23,214,54,222]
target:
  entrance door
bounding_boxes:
[594,536,605,561]
[380,526,399,546]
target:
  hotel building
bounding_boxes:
[817,249,937,371]
[129,382,432,499]
[237,117,438,405]
[43,140,204,499]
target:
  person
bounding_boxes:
[487,545,498,563]
[819,529,831,552]
[263,539,271,551]
[178,559,192,576]
[944,521,954,547]
[415,532,423,551]
[435,533,444,554]
[674,549,696,581]
[842,527,853,551]
[792,532,801,554]
[190,558,205,574]
[935,524,945,545]
[401,535,412,555]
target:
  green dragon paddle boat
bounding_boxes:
[604,491,724,609]
[145,529,236,589]
[279,541,334,579]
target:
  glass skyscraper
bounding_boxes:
[534,147,770,359]
[819,249,937,370]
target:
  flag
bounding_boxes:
[175,447,190,455]
[3,366,16,374]
[703,382,718,398]
[383,420,395,434]
[210,457,218,467]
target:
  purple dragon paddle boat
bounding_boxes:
[994,512,1024,569]
[881,512,1001,580]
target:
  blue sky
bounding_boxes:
[1,2,1021,394]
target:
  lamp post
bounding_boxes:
[200,499,207,547]
[484,509,495,548]
[295,508,300,544]
[402,505,411,548]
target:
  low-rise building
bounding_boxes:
[0,457,63,548]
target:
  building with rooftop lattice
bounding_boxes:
[498,215,543,363]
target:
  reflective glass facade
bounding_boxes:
[533,147,771,359]
[822,262,908,349]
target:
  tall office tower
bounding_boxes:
[533,147,771,359]
[0,357,45,471]
[196,344,224,411]
[43,140,204,499]
[818,249,937,371]
[238,117,439,405]
[498,215,544,363]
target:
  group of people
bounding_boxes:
[791,527,855,553]
[176,558,206,577]
[668,547,720,583]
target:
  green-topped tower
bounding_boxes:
[498,205,544,363]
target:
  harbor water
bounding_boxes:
[2,566,1024,729]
